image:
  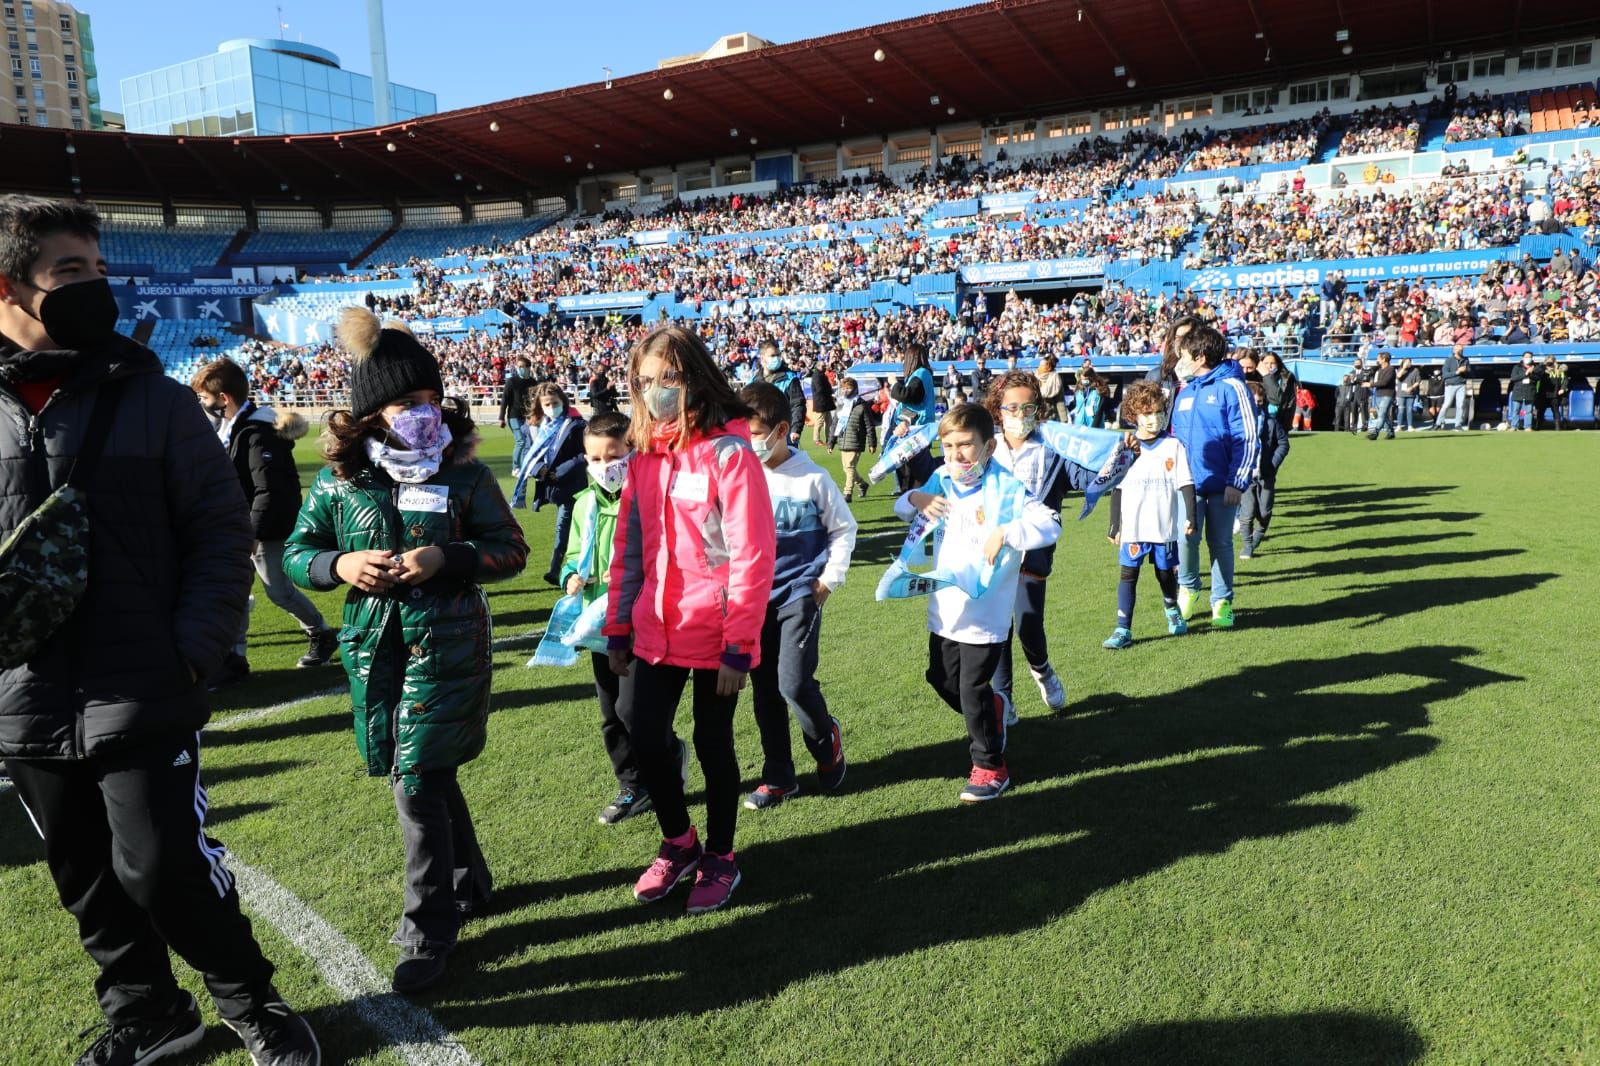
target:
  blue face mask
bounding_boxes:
[765,356,785,372]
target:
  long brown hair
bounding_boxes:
[625,326,752,452]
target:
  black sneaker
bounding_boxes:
[598,788,653,825]
[208,654,252,692]
[223,999,321,1065]
[392,950,449,995]
[75,993,204,1065]
[297,630,339,669]
[816,717,847,793]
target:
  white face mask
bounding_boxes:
[542,404,562,419]
[1136,411,1167,436]
[751,426,783,462]
[587,454,630,493]
[1174,357,1198,382]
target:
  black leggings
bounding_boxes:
[992,572,1050,704]
[628,661,741,855]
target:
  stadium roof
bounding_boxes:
[3,0,1598,210]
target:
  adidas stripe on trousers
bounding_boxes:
[4,730,275,1026]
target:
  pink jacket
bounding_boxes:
[603,420,777,671]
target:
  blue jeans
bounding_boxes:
[1400,397,1415,430]
[1178,492,1238,606]
[507,418,530,502]
[1372,395,1395,436]
[1511,400,1534,430]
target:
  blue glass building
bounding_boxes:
[120,38,436,138]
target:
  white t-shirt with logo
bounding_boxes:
[1118,436,1193,545]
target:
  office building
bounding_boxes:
[120,37,435,138]
[1,0,102,130]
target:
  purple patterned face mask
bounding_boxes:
[387,404,444,451]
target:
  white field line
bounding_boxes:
[229,858,482,1066]
[208,687,347,731]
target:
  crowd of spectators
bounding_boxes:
[1444,92,1530,143]
[1337,101,1429,156]
[1187,171,1557,267]
[1182,114,1331,173]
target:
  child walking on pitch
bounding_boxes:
[605,327,777,914]
[896,403,1061,802]
[284,308,528,993]
[560,411,686,825]
[833,375,878,501]
[738,382,857,810]
[985,371,1085,715]
[1103,381,1196,649]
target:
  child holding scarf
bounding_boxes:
[893,403,1060,803]
[284,308,528,994]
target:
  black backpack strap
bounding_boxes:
[65,381,124,491]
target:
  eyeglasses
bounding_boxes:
[631,369,683,392]
[997,403,1040,416]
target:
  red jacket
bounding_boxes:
[604,420,776,671]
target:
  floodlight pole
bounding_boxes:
[367,0,392,125]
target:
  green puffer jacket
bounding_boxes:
[283,458,527,790]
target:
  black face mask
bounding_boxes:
[202,401,229,420]
[21,276,119,353]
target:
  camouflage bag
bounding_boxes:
[0,383,121,670]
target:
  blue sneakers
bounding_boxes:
[1102,628,1133,650]
[1165,606,1188,635]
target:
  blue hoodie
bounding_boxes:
[1171,359,1259,495]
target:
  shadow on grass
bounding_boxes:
[1055,1011,1424,1065]
[205,710,352,749]
[1243,572,1556,630]
[430,645,1513,1027]
[1275,531,1474,556]
[1245,548,1523,586]
[1274,484,1456,510]
[208,666,348,714]
[1286,510,1481,535]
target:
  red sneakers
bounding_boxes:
[959,764,1011,803]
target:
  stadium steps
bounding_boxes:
[1311,120,1349,164]
[216,229,253,267]
[1419,117,1452,153]
[350,220,404,268]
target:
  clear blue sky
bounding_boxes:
[89,0,969,116]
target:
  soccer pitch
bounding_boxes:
[2,426,1596,1065]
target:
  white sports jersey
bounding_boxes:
[1118,436,1193,544]
[894,462,1060,645]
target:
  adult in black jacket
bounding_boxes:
[1508,351,1542,431]
[1367,350,1398,440]
[809,363,837,447]
[759,340,807,445]
[0,196,319,1064]
[499,357,536,503]
[191,358,336,683]
[588,368,620,416]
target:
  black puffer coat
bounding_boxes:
[0,335,254,759]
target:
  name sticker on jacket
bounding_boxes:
[669,471,709,503]
[398,485,450,513]
[1177,397,1195,411]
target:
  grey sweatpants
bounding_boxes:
[234,540,330,655]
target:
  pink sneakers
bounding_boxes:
[686,851,742,914]
[633,830,703,903]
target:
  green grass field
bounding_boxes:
[3,425,1598,1065]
